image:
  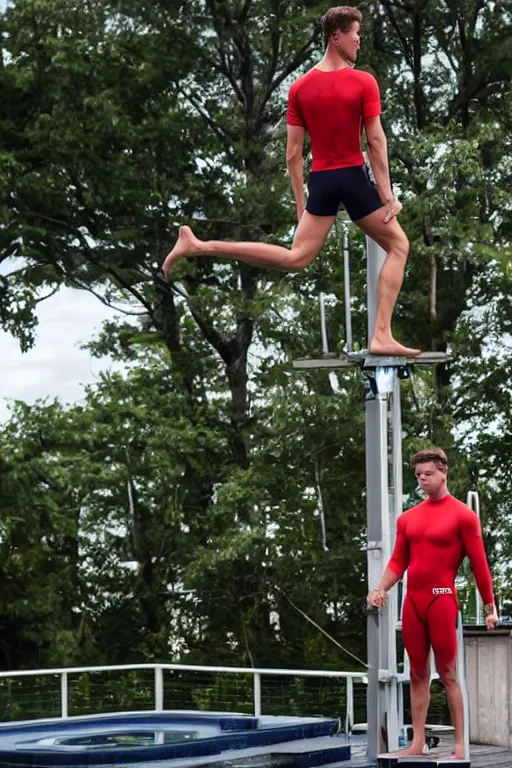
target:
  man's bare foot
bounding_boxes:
[369,337,421,357]
[439,744,466,760]
[385,743,427,757]
[162,226,202,276]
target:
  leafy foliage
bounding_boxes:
[0,0,510,687]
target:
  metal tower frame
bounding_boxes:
[293,230,474,766]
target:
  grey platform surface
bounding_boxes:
[377,754,469,768]
[358,351,452,368]
[330,742,512,768]
[293,351,452,370]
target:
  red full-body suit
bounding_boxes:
[386,494,494,672]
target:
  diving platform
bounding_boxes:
[293,351,452,371]
[377,757,469,768]
[293,230,465,765]
[324,742,512,768]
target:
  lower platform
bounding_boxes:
[377,727,468,768]
[324,743,512,768]
[378,756,469,768]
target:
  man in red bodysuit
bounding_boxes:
[162,6,419,357]
[367,448,499,760]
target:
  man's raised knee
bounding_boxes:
[289,248,316,271]
[392,231,410,262]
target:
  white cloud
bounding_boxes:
[0,0,144,422]
[0,287,124,422]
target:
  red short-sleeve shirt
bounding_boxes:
[287,67,381,172]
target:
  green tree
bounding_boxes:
[0,0,510,674]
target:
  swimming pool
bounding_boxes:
[0,711,346,766]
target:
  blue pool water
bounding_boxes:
[0,711,343,767]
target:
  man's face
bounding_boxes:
[331,22,361,64]
[414,461,447,496]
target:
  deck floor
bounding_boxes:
[467,745,512,767]
[181,736,512,768]
[336,741,512,768]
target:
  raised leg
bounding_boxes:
[162,212,336,276]
[354,207,420,357]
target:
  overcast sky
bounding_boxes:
[0,0,128,423]
[0,278,123,423]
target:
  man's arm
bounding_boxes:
[286,125,306,223]
[460,509,498,629]
[367,568,402,607]
[368,516,409,607]
[364,115,401,224]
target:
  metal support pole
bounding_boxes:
[60,672,68,719]
[397,373,409,698]
[390,374,403,559]
[365,236,392,760]
[253,672,262,717]
[366,392,390,760]
[320,295,330,356]
[345,676,354,735]
[343,223,353,353]
[397,681,405,746]
[456,612,470,760]
[382,371,401,753]
[154,666,164,712]
[467,491,483,624]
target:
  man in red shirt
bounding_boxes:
[367,448,499,759]
[163,6,419,357]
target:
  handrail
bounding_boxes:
[0,663,366,679]
[0,662,367,726]
[466,490,483,623]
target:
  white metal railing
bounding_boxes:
[467,491,483,624]
[0,663,367,727]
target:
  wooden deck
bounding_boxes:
[469,745,512,767]
[336,742,512,768]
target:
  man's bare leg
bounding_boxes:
[162,212,336,276]
[354,207,420,357]
[438,663,466,760]
[389,662,431,756]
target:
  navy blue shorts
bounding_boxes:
[306,164,383,221]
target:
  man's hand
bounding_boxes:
[484,604,499,631]
[382,196,402,224]
[367,588,388,608]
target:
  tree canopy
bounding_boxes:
[0,0,510,682]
